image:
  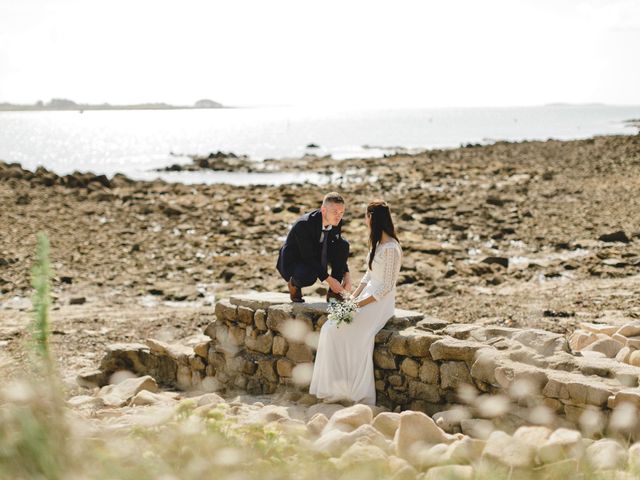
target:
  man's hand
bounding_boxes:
[341,272,352,293]
[326,276,344,294]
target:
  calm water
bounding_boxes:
[0,105,638,185]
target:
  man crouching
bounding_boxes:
[276,192,351,303]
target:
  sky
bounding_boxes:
[0,0,639,108]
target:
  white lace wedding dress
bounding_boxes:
[309,239,402,405]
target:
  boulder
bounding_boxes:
[400,357,420,377]
[586,439,628,471]
[306,413,328,436]
[430,338,487,362]
[446,436,486,464]
[598,230,630,243]
[419,359,440,384]
[542,371,615,406]
[229,292,291,310]
[98,342,151,380]
[323,404,373,433]
[433,408,471,433]
[460,419,494,439]
[482,430,536,469]
[580,323,619,336]
[408,380,441,402]
[244,405,291,425]
[195,392,225,407]
[394,410,455,460]
[616,346,634,363]
[582,337,623,358]
[313,424,388,456]
[331,443,389,471]
[617,323,640,338]
[440,361,473,390]
[511,329,569,356]
[272,335,288,356]
[236,306,255,325]
[512,426,552,447]
[470,348,502,386]
[276,358,293,377]
[146,338,193,363]
[424,465,474,480]
[285,343,314,363]
[214,299,238,322]
[245,329,273,354]
[129,390,175,406]
[98,375,158,407]
[568,330,599,351]
[373,349,397,369]
[537,428,584,464]
[389,328,441,357]
[372,412,401,438]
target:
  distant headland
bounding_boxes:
[0,98,225,112]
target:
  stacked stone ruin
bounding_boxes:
[83,292,640,437]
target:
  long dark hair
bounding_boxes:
[367,200,399,270]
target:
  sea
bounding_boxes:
[0,104,638,186]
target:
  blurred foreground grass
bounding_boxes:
[2,234,640,479]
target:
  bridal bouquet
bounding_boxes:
[327,296,359,327]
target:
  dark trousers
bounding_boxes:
[279,238,349,288]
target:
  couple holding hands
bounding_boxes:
[276,192,402,405]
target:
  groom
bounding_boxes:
[276,192,352,303]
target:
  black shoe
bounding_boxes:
[326,290,343,303]
[288,279,304,303]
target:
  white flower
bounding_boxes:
[327,297,359,327]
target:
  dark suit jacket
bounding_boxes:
[276,209,348,282]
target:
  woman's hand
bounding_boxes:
[351,284,365,300]
[356,295,376,309]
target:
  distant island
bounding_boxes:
[0,98,225,112]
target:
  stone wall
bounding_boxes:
[86,292,640,434]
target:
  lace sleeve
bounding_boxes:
[359,269,371,285]
[371,245,402,301]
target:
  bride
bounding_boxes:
[309,200,402,405]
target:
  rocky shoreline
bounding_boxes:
[1,133,640,380]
